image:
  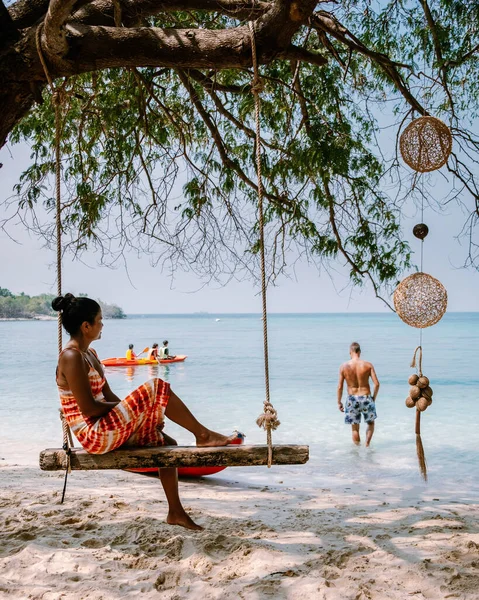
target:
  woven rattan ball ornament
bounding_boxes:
[394,272,447,328]
[400,116,452,173]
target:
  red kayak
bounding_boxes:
[102,355,187,367]
[128,433,244,478]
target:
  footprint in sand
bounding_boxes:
[81,538,105,548]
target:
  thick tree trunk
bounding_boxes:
[0,0,319,150]
[0,31,45,148]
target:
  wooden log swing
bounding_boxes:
[40,445,310,472]
[37,21,309,488]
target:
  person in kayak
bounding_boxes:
[125,344,136,361]
[148,343,159,360]
[159,340,176,360]
[53,293,239,530]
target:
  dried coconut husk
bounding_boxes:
[417,375,429,389]
[410,347,428,481]
[416,397,429,412]
[408,374,419,385]
[410,385,421,400]
[405,397,416,408]
[415,408,427,481]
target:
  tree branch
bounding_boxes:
[50,0,318,75]
[445,43,479,68]
[278,45,327,67]
[183,68,250,94]
[72,0,273,26]
[312,11,425,115]
[419,0,455,117]
[325,179,395,310]
[44,0,79,58]
[186,69,293,155]
[8,0,49,29]
[0,0,19,45]
[177,67,292,209]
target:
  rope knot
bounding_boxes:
[251,76,264,95]
[52,89,66,107]
[256,401,280,431]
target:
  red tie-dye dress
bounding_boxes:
[57,348,170,454]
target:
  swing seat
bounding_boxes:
[39,444,309,471]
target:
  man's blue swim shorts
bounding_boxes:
[345,395,377,425]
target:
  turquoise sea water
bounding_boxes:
[1,313,478,496]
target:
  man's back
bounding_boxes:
[341,359,373,396]
[337,343,380,447]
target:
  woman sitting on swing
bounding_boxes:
[53,293,238,531]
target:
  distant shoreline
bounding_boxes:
[0,315,56,321]
[0,315,125,321]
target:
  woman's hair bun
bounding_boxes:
[51,293,76,312]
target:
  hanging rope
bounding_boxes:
[248,21,280,467]
[410,345,423,374]
[36,24,72,500]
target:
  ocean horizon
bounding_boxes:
[125,310,479,316]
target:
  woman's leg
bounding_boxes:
[165,389,238,446]
[159,433,203,530]
[159,468,203,530]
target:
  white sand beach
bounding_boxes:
[1,462,478,600]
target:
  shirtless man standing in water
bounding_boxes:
[337,342,380,446]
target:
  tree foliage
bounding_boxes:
[1,1,478,308]
[0,287,126,319]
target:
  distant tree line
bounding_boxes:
[0,288,126,319]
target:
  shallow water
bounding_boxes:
[1,313,478,496]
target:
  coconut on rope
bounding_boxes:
[248,21,281,468]
[404,346,433,481]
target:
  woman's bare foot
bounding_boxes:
[195,430,238,447]
[167,510,204,531]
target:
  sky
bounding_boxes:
[1,136,478,314]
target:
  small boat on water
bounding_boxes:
[101,355,187,367]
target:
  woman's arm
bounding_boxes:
[102,380,122,404]
[86,349,122,404]
[60,350,119,418]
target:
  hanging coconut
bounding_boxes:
[417,375,429,388]
[416,397,430,412]
[394,272,447,328]
[399,116,452,172]
[405,396,416,408]
[410,385,421,400]
[422,386,433,401]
